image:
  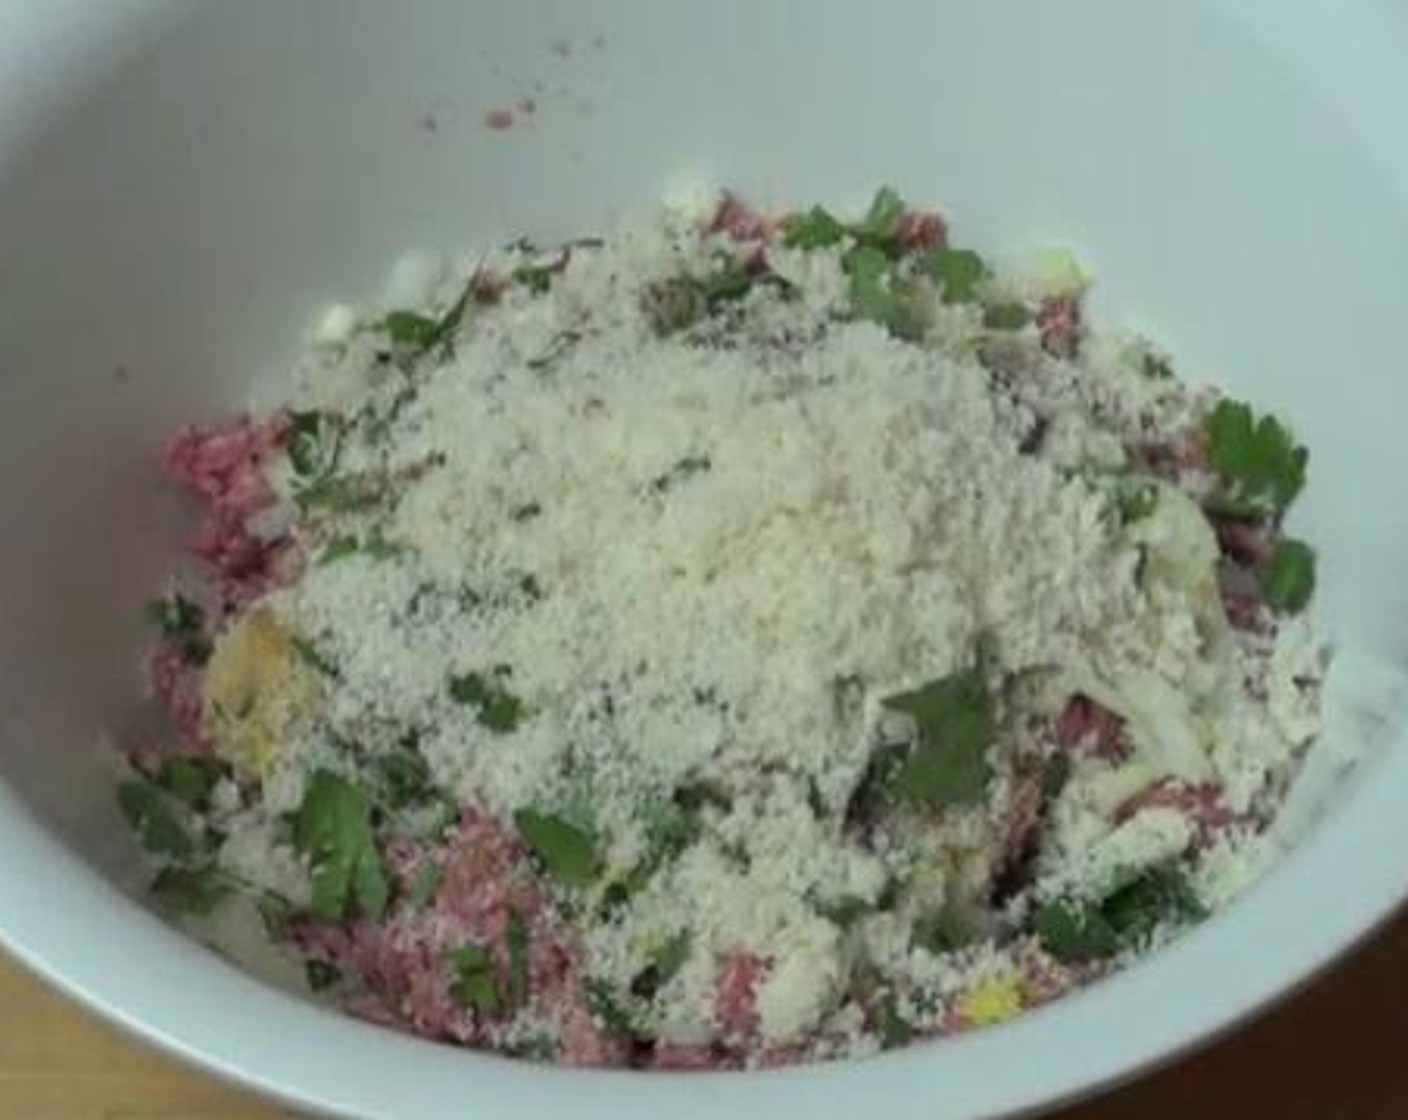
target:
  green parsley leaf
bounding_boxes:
[295,473,386,514]
[318,529,407,566]
[291,636,339,679]
[318,535,361,565]
[982,302,1033,331]
[291,769,389,922]
[507,910,531,1008]
[383,286,471,360]
[586,979,638,1039]
[1031,898,1121,963]
[305,961,342,992]
[673,779,733,814]
[784,205,847,250]
[408,861,444,909]
[876,992,913,1049]
[512,263,556,294]
[150,864,230,915]
[153,757,223,809]
[513,807,601,888]
[287,410,342,482]
[696,256,755,306]
[880,668,995,807]
[630,931,690,1000]
[1261,537,1316,614]
[448,670,525,732]
[640,798,701,859]
[843,245,929,340]
[1205,399,1308,517]
[370,746,434,810]
[118,780,193,859]
[448,943,501,1015]
[919,248,984,304]
[1100,865,1206,946]
[914,905,977,954]
[508,1034,558,1062]
[816,894,872,931]
[1034,866,1205,962]
[383,310,441,350]
[1115,477,1160,523]
[852,186,905,246]
[145,594,211,664]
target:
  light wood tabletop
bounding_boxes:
[3,913,1406,1119]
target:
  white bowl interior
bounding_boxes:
[2,1,1408,1116]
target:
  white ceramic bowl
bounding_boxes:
[3,2,1408,1116]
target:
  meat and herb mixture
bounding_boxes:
[119,188,1324,1068]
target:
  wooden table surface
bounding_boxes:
[3,914,1406,1119]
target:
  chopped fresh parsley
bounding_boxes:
[305,961,342,992]
[508,1034,559,1062]
[448,943,501,1016]
[880,667,996,807]
[153,757,223,809]
[784,205,847,249]
[1100,865,1206,944]
[919,248,984,304]
[1033,865,1206,963]
[913,904,977,954]
[408,861,444,910]
[843,245,928,340]
[287,410,342,482]
[1031,898,1121,963]
[448,669,525,732]
[642,256,790,337]
[507,910,531,1008]
[640,797,702,858]
[513,807,600,888]
[317,535,360,565]
[291,635,339,679]
[1205,399,1308,518]
[318,530,407,566]
[982,302,1033,331]
[876,992,913,1049]
[295,473,387,513]
[291,769,389,922]
[118,780,193,859]
[586,979,639,1040]
[512,262,557,294]
[383,288,469,360]
[383,310,441,350]
[851,186,905,247]
[150,864,230,915]
[629,931,689,1000]
[815,894,872,931]
[369,745,434,810]
[696,256,756,306]
[1115,477,1160,523]
[145,594,211,664]
[1261,537,1316,614]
